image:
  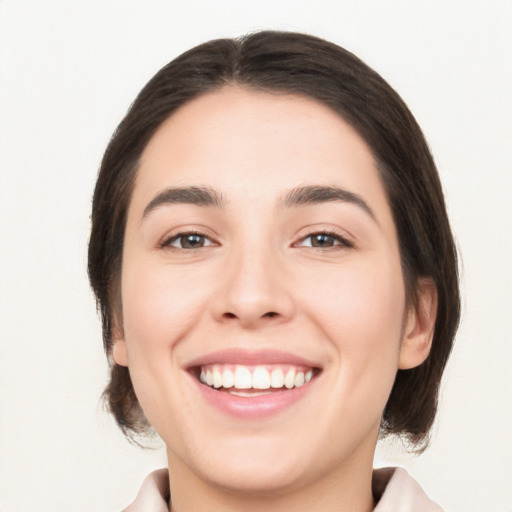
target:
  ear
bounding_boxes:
[111,315,129,367]
[399,277,438,370]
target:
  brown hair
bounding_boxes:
[88,31,460,448]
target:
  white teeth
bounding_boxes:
[284,368,296,389]
[222,368,234,388]
[252,366,271,389]
[294,371,305,388]
[199,365,316,391]
[212,368,223,388]
[234,366,252,389]
[270,368,285,388]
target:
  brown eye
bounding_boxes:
[181,234,205,248]
[164,233,214,249]
[310,234,336,247]
[298,232,353,249]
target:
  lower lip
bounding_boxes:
[192,376,316,419]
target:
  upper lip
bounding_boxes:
[185,348,322,369]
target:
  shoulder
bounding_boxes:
[372,467,445,512]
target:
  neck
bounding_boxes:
[166,449,376,512]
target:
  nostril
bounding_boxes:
[219,311,280,322]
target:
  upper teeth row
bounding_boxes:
[199,365,313,390]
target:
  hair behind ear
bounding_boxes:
[103,365,151,442]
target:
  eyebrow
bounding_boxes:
[143,186,225,217]
[142,184,375,220]
[283,185,375,219]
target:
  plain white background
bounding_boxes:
[0,1,511,511]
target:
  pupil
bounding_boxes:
[183,234,203,248]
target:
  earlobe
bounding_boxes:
[398,278,438,370]
[111,317,129,367]
[112,338,129,366]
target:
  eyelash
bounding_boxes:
[159,230,353,251]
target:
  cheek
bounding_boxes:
[299,258,406,391]
[305,257,405,335]
[121,261,211,358]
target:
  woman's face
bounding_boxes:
[114,87,431,494]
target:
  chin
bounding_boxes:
[201,452,313,496]
[167,429,322,496]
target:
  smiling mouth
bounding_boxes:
[193,364,319,396]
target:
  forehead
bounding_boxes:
[132,86,393,227]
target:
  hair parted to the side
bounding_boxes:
[88,31,460,450]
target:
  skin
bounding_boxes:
[113,87,437,512]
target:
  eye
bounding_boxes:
[297,232,353,249]
[161,232,215,249]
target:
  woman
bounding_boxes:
[88,31,460,511]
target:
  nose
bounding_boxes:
[211,244,295,329]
